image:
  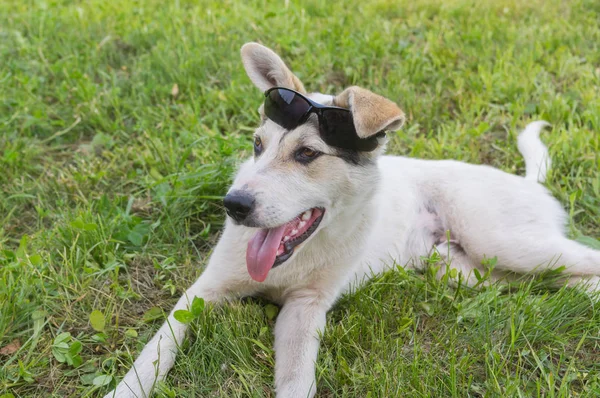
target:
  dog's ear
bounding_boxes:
[334,86,405,138]
[241,42,306,93]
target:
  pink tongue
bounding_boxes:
[246,225,287,282]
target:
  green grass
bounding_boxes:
[1,0,600,396]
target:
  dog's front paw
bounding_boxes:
[276,381,317,398]
[103,380,148,398]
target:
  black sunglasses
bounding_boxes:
[263,87,383,152]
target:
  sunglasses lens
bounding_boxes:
[320,109,378,152]
[264,89,310,130]
[319,109,374,151]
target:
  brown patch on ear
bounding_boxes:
[241,42,305,93]
[334,86,405,138]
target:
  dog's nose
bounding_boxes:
[223,191,255,223]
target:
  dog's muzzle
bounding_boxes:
[223,191,255,223]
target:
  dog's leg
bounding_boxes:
[500,237,599,276]
[104,230,253,398]
[104,270,227,398]
[460,233,600,291]
[274,290,330,398]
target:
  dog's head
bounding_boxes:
[225,42,405,282]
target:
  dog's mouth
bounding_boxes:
[246,208,325,282]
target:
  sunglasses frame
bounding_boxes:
[263,87,382,152]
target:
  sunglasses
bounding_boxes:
[263,87,383,152]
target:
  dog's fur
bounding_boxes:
[105,43,600,398]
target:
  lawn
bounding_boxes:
[1,0,600,396]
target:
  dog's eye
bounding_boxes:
[295,147,321,163]
[254,136,263,156]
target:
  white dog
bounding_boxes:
[105,42,600,398]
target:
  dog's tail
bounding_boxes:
[517,121,552,183]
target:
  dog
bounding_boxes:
[105,42,600,398]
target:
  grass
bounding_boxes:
[1,0,599,396]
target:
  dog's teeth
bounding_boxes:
[283,236,290,242]
[301,210,312,221]
[291,229,298,236]
[298,221,306,229]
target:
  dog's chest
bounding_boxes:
[351,158,446,277]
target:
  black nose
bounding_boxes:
[223,191,255,223]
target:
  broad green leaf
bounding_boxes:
[92,333,107,343]
[29,254,42,265]
[124,329,138,338]
[70,218,85,230]
[70,354,83,367]
[80,372,97,385]
[54,342,69,350]
[52,349,66,363]
[449,268,458,279]
[83,222,98,231]
[265,304,279,321]
[149,167,164,181]
[54,332,71,344]
[92,374,113,386]
[142,307,164,323]
[65,352,81,367]
[173,310,194,324]
[191,297,205,316]
[127,230,144,246]
[69,340,82,355]
[89,310,106,332]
